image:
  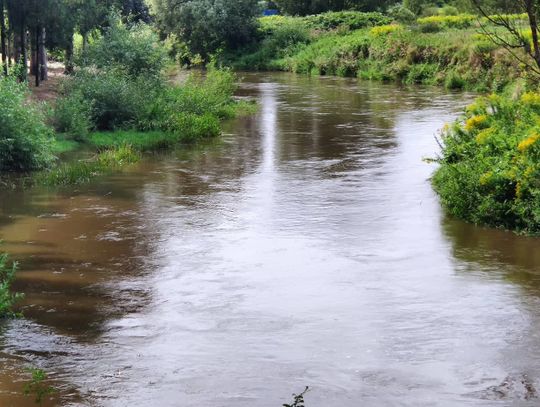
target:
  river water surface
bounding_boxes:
[1,73,540,406]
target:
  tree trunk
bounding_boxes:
[0,0,7,75]
[82,32,87,54]
[6,30,10,67]
[13,29,19,65]
[64,33,74,74]
[39,26,47,81]
[30,27,37,77]
[34,27,39,87]
[525,0,540,70]
[20,23,27,81]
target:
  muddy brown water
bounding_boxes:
[1,73,540,406]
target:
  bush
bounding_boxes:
[142,68,236,139]
[0,253,22,318]
[0,77,54,172]
[51,94,94,141]
[302,11,391,31]
[433,93,540,234]
[445,70,465,89]
[61,69,160,131]
[388,5,416,24]
[152,0,260,60]
[84,15,168,77]
[417,14,476,30]
[370,24,403,37]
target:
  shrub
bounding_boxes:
[433,93,540,234]
[417,14,476,30]
[61,69,161,131]
[302,11,391,31]
[445,71,465,89]
[142,68,236,139]
[0,77,54,172]
[370,24,403,37]
[440,6,459,16]
[152,0,260,60]
[388,5,416,24]
[419,21,442,33]
[51,94,94,141]
[0,253,22,318]
[84,15,168,77]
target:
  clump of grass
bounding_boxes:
[89,131,178,151]
[23,368,56,406]
[0,252,23,319]
[37,144,140,186]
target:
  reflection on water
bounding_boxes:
[0,73,539,406]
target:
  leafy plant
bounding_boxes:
[51,94,94,141]
[283,386,309,407]
[83,13,168,77]
[433,92,540,234]
[0,76,54,172]
[0,252,22,318]
[23,368,56,406]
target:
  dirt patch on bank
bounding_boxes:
[28,62,65,102]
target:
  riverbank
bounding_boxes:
[0,66,255,187]
[227,13,527,93]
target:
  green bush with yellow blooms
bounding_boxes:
[433,92,540,234]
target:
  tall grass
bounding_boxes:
[37,144,141,186]
[230,13,528,92]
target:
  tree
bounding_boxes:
[472,0,540,74]
[152,0,260,59]
[274,0,398,15]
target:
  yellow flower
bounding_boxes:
[370,24,402,37]
[475,127,494,144]
[521,92,540,106]
[517,133,540,152]
[465,115,488,132]
[516,182,523,198]
[479,171,493,186]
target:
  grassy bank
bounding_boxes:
[0,16,255,188]
[228,12,528,92]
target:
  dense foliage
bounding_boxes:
[151,0,260,59]
[83,16,168,77]
[0,76,54,171]
[230,13,522,92]
[0,253,22,318]
[433,93,540,234]
[274,0,398,15]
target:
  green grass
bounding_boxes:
[230,15,528,93]
[36,144,141,186]
[51,137,82,154]
[88,130,179,151]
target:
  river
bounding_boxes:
[1,73,540,406]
